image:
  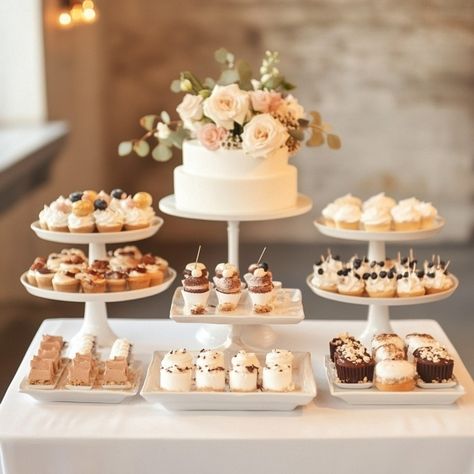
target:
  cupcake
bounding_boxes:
[244,262,274,313]
[93,198,124,233]
[195,349,226,392]
[321,203,339,227]
[181,262,210,314]
[52,269,80,293]
[334,344,375,383]
[329,333,359,362]
[373,343,406,363]
[122,192,154,230]
[405,333,439,359]
[68,200,95,233]
[423,265,454,294]
[27,257,46,285]
[76,270,107,293]
[336,268,365,296]
[262,349,295,392]
[213,263,242,311]
[334,193,362,208]
[61,248,87,260]
[127,265,151,290]
[108,189,128,215]
[38,205,51,230]
[374,360,416,391]
[333,204,361,230]
[396,269,425,297]
[361,206,392,232]
[390,202,421,231]
[416,201,438,229]
[46,197,71,232]
[90,259,110,273]
[105,270,128,292]
[35,267,56,290]
[46,253,63,272]
[141,254,165,286]
[364,269,397,298]
[110,246,142,270]
[58,254,88,273]
[311,253,343,292]
[229,350,260,392]
[413,346,454,383]
[363,193,396,212]
[160,349,193,392]
[350,256,370,277]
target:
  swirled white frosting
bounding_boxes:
[334,204,361,223]
[94,208,124,226]
[397,272,424,294]
[50,195,72,213]
[416,201,438,219]
[334,193,362,208]
[363,193,396,211]
[231,350,260,373]
[109,338,131,360]
[398,197,420,208]
[68,213,94,229]
[390,203,421,223]
[375,360,416,382]
[423,269,453,291]
[47,209,69,228]
[338,273,365,293]
[39,205,51,225]
[108,198,127,215]
[361,206,391,226]
[124,207,149,226]
[265,349,294,367]
[366,275,396,293]
[322,203,339,220]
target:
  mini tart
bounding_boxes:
[76,271,107,293]
[413,346,454,383]
[374,360,416,391]
[27,257,47,285]
[52,270,80,293]
[127,266,151,290]
[105,270,127,292]
[145,264,165,286]
[35,267,55,290]
[335,344,375,383]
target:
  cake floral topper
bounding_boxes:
[119,48,341,161]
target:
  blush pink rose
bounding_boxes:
[249,91,283,113]
[197,123,227,151]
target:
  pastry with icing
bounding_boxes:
[244,262,274,313]
[52,269,81,293]
[46,196,71,232]
[334,193,362,208]
[336,268,365,296]
[396,268,425,297]
[362,192,396,212]
[105,270,128,292]
[229,350,260,392]
[127,265,151,290]
[321,202,339,227]
[27,257,46,286]
[123,192,154,230]
[76,269,107,293]
[333,204,361,230]
[160,349,193,392]
[68,200,95,233]
[413,345,454,383]
[423,261,454,294]
[195,349,226,391]
[374,360,416,391]
[364,269,397,298]
[361,206,392,232]
[390,201,421,231]
[262,349,295,392]
[181,262,210,314]
[335,343,375,383]
[103,338,132,386]
[213,263,242,311]
[93,198,124,233]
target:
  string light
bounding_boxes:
[57,0,98,28]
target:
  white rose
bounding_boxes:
[241,113,289,159]
[155,122,171,140]
[176,94,203,130]
[202,84,250,130]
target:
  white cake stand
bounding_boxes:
[311,217,455,344]
[26,218,175,346]
[159,194,313,350]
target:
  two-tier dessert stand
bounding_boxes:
[307,218,458,344]
[21,217,177,346]
[160,194,312,350]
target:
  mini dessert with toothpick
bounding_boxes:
[336,268,364,296]
[213,263,242,311]
[423,258,454,294]
[181,246,210,314]
[93,197,124,233]
[396,265,425,297]
[123,192,155,230]
[364,269,397,298]
[245,262,274,313]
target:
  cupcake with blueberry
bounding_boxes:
[181,262,211,314]
[423,260,454,294]
[213,263,242,311]
[396,267,425,297]
[244,262,274,313]
[68,199,95,233]
[336,268,364,296]
[364,269,397,298]
[93,198,124,233]
[413,345,454,383]
[108,188,128,215]
[350,256,370,277]
[311,252,343,292]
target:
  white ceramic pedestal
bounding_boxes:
[159,194,313,350]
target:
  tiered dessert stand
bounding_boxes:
[20,217,177,347]
[160,194,312,350]
[307,217,459,344]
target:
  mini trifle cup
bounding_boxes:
[182,262,211,314]
[215,290,242,312]
[244,263,275,313]
[374,360,416,391]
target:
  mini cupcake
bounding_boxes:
[160,349,193,392]
[396,269,425,297]
[364,269,397,298]
[312,266,338,292]
[52,269,80,293]
[35,266,55,290]
[416,201,438,229]
[373,343,406,363]
[413,346,454,383]
[38,205,51,230]
[90,259,110,273]
[244,262,274,313]
[27,257,46,285]
[61,248,87,260]
[334,193,362,208]
[93,198,124,233]
[350,256,370,277]
[390,202,421,231]
[213,263,242,311]
[127,265,151,290]
[123,192,154,230]
[46,197,71,232]
[229,350,260,392]
[76,270,107,293]
[329,333,359,362]
[405,333,439,359]
[374,360,416,391]
[108,188,128,215]
[105,270,128,292]
[361,206,392,232]
[68,200,95,233]
[336,268,365,296]
[59,254,88,273]
[46,253,63,272]
[110,245,142,270]
[181,262,210,314]
[333,204,361,230]
[363,192,396,212]
[195,349,226,392]
[423,265,454,294]
[371,333,405,355]
[334,344,375,383]
[262,349,295,392]
[321,203,339,227]
[141,254,165,286]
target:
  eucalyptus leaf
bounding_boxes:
[139,115,158,131]
[288,128,305,141]
[133,140,150,157]
[298,118,310,127]
[237,60,253,90]
[218,69,240,86]
[307,131,325,147]
[160,111,170,124]
[203,77,215,89]
[327,134,342,150]
[152,144,173,162]
[214,48,229,64]
[310,111,322,126]
[170,79,181,93]
[118,141,133,156]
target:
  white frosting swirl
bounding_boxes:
[94,208,124,226]
[397,273,424,294]
[391,203,421,223]
[416,201,437,219]
[69,334,95,356]
[361,206,391,225]
[124,207,150,226]
[160,349,193,372]
[363,193,396,211]
[334,204,361,223]
[68,213,94,228]
[47,210,69,228]
[366,275,396,293]
[265,349,294,367]
[334,193,362,208]
[338,273,365,293]
[322,203,339,220]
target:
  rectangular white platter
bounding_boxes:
[141,351,316,411]
[19,362,142,404]
[324,357,465,405]
[170,287,304,324]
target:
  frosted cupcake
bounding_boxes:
[195,349,226,391]
[405,333,439,360]
[105,270,128,292]
[397,269,425,297]
[423,265,454,294]
[110,246,142,270]
[127,265,151,290]
[213,263,242,311]
[363,193,396,211]
[363,270,397,298]
[27,257,46,285]
[263,349,295,392]
[68,200,95,233]
[416,201,438,229]
[361,206,392,232]
[336,268,365,296]
[160,349,193,392]
[390,202,421,231]
[229,350,260,392]
[52,269,80,292]
[46,197,71,232]
[349,256,370,277]
[244,262,274,313]
[93,199,124,233]
[59,254,88,273]
[108,188,128,215]
[374,360,416,391]
[334,193,362,208]
[76,270,107,293]
[122,192,154,230]
[333,204,361,230]
[321,203,339,227]
[181,262,210,314]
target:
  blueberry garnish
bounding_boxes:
[69,191,83,202]
[417,270,424,278]
[333,255,341,261]
[337,270,344,276]
[354,273,361,279]
[387,271,394,279]
[111,188,126,199]
[380,271,387,278]
[401,257,408,265]
[428,272,435,278]
[317,268,324,275]
[378,261,385,267]
[258,262,269,271]
[428,262,434,268]
[371,272,377,279]
[362,273,370,280]
[397,274,402,280]
[94,199,107,210]
[403,272,409,278]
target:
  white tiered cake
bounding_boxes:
[174,140,298,215]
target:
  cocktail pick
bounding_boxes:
[194,245,202,269]
[257,246,267,265]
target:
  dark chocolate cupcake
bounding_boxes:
[335,344,375,383]
[329,333,358,362]
[413,346,454,383]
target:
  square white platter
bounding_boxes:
[324,356,465,405]
[170,287,304,324]
[19,362,142,404]
[141,351,316,411]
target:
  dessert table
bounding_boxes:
[0,318,473,474]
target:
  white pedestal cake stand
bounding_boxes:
[310,217,454,344]
[27,218,176,346]
[159,194,312,350]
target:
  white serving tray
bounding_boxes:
[30,216,163,244]
[20,269,176,303]
[306,274,458,306]
[324,357,465,405]
[19,362,142,403]
[170,287,304,324]
[314,217,445,242]
[141,351,316,411]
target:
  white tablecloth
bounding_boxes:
[0,319,473,474]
